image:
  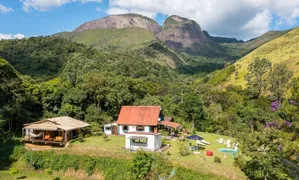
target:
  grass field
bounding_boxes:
[0,132,245,180]
[163,132,246,180]
[66,133,245,179]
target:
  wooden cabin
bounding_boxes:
[22,116,90,146]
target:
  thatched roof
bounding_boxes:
[23,116,90,131]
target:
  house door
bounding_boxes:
[113,126,118,135]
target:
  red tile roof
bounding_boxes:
[159,121,181,128]
[117,106,161,126]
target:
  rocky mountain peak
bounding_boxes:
[73,13,161,34]
[157,15,208,49]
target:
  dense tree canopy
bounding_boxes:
[0,37,298,179]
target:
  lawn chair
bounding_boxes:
[202,140,211,145]
[196,140,205,146]
[216,138,223,144]
[226,139,231,148]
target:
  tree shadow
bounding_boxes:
[0,138,22,170]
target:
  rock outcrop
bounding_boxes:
[157,15,208,49]
[73,13,161,34]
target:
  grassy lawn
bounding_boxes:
[11,132,244,179]
[163,132,246,180]
[65,135,132,159]
[63,132,245,179]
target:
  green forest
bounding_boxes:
[1,36,299,179]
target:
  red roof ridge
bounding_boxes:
[117,106,161,126]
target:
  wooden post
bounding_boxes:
[64,130,67,143]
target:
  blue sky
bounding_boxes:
[1,0,299,40]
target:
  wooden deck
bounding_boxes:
[23,139,65,146]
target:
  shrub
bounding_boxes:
[24,151,132,179]
[214,156,221,163]
[162,137,166,146]
[103,134,109,141]
[131,151,154,179]
[78,134,84,142]
[150,154,173,179]
[9,167,18,175]
[177,142,190,156]
[85,134,91,138]
[10,145,26,161]
[45,169,53,175]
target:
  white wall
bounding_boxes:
[118,125,151,135]
[103,125,112,135]
[125,133,162,151]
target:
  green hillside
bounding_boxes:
[212,27,299,88]
[223,30,289,57]
[54,27,156,51]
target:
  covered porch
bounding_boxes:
[158,120,182,137]
[22,116,90,146]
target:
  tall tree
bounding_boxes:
[181,92,204,130]
[237,129,290,179]
[245,58,272,98]
[269,63,293,100]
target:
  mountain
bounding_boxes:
[157,15,208,49]
[203,30,244,43]
[55,28,156,51]
[55,13,288,67]
[223,30,289,57]
[73,13,160,34]
[208,26,299,87]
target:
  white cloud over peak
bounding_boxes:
[0,33,25,40]
[0,4,13,14]
[20,0,102,12]
[106,0,299,40]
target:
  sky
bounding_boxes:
[1,0,299,40]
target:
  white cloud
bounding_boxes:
[20,0,102,12]
[0,33,25,40]
[96,7,101,12]
[106,0,299,40]
[0,4,13,14]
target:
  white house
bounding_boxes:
[116,106,162,135]
[125,132,162,151]
[103,122,117,135]
[117,106,163,151]
[103,106,181,151]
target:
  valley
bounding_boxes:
[1,11,299,180]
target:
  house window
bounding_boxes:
[123,126,128,131]
[132,139,147,144]
[105,127,111,131]
[137,126,144,132]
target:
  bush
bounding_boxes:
[177,142,190,156]
[9,167,18,175]
[214,156,221,163]
[10,145,26,161]
[84,134,91,138]
[131,151,154,179]
[78,134,84,142]
[24,151,132,179]
[103,134,109,141]
[46,169,53,175]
